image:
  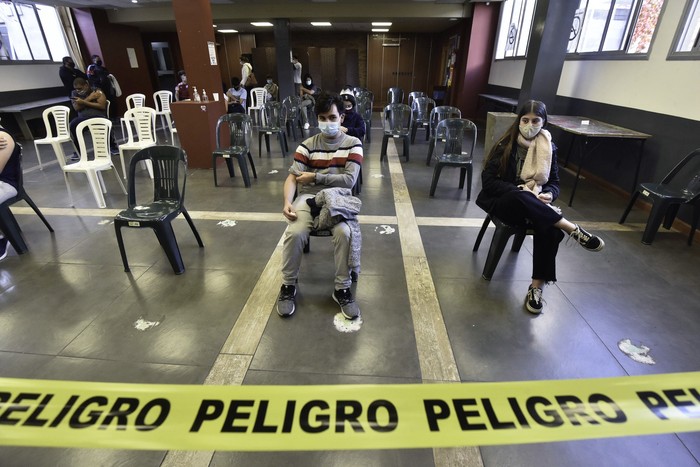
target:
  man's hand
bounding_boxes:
[283,202,297,221]
[296,171,316,185]
[537,192,553,204]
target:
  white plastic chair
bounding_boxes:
[33,105,75,170]
[119,93,146,140]
[248,87,268,126]
[118,107,157,180]
[153,90,175,143]
[62,118,126,208]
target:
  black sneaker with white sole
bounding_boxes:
[525,285,543,314]
[333,288,360,320]
[570,224,605,252]
[277,284,297,317]
[0,237,8,262]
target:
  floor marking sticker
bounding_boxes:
[618,338,656,365]
[371,174,385,178]
[97,219,113,225]
[333,313,363,333]
[133,317,161,331]
[375,225,396,235]
[268,170,279,174]
[217,220,237,227]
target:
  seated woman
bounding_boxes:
[69,77,117,157]
[476,99,605,315]
[339,92,366,140]
[0,125,20,261]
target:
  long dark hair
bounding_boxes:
[485,99,548,176]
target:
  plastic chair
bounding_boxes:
[472,213,534,280]
[282,96,304,141]
[118,107,157,180]
[119,93,146,140]
[356,94,373,143]
[258,101,289,158]
[426,106,462,166]
[213,113,257,188]
[619,148,700,245]
[33,105,75,170]
[387,87,404,105]
[0,144,54,255]
[63,118,127,208]
[380,103,411,162]
[114,146,203,275]
[429,118,477,200]
[410,96,435,143]
[407,91,425,108]
[153,90,175,143]
[248,87,268,126]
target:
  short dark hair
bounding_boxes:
[315,92,343,116]
[62,56,72,65]
[177,70,186,78]
[73,77,88,87]
[239,55,249,62]
[91,54,100,61]
[231,76,241,86]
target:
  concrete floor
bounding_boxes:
[0,120,698,467]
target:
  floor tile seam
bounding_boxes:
[243,367,425,382]
[386,139,461,384]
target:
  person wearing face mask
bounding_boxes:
[87,55,115,117]
[263,75,278,101]
[225,77,247,114]
[174,70,190,102]
[68,77,118,158]
[277,92,364,320]
[292,56,302,98]
[339,93,365,140]
[476,100,605,315]
[59,56,87,98]
[300,74,320,130]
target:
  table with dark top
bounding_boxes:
[547,115,652,206]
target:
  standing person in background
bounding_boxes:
[59,56,87,98]
[87,55,115,117]
[226,77,247,114]
[292,56,302,98]
[239,55,255,94]
[264,75,279,101]
[174,70,190,101]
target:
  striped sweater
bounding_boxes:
[290,132,363,197]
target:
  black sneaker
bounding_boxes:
[0,237,8,262]
[69,152,80,163]
[525,285,543,314]
[570,224,605,252]
[333,288,360,320]
[277,284,296,317]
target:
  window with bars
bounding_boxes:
[669,0,700,59]
[0,1,68,62]
[567,0,666,57]
[494,0,538,60]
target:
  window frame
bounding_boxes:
[668,0,700,60]
[566,0,667,61]
[493,0,539,61]
[0,0,67,64]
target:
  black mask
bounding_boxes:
[95,60,103,66]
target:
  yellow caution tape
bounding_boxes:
[0,372,698,451]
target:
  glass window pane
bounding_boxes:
[578,0,612,52]
[602,0,635,51]
[568,0,589,53]
[628,0,664,53]
[16,3,49,60]
[36,4,68,61]
[516,0,537,56]
[505,0,524,58]
[676,0,700,51]
[0,1,31,60]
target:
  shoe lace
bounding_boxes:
[279,286,295,301]
[335,288,353,305]
[529,287,543,305]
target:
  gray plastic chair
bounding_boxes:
[410,96,435,143]
[426,106,462,165]
[380,103,411,162]
[429,118,477,200]
[213,113,257,188]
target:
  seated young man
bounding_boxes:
[226,77,247,114]
[278,92,364,319]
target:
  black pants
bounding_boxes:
[491,190,565,282]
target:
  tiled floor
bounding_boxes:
[0,120,699,467]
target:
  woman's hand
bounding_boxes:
[537,192,553,204]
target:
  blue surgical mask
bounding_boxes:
[318,121,340,137]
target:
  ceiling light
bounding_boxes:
[372,22,392,27]
[218,29,238,33]
[251,22,274,27]
[311,22,332,27]
[372,28,389,32]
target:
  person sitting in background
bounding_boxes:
[339,92,366,140]
[174,70,190,101]
[300,73,320,129]
[0,125,20,261]
[69,77,117,158]
[264,75,279,101]
[226,77,247,114]
[59,56,87,98]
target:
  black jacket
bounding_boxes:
[59,65,87,97]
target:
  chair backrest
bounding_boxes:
[128,145,187,208]
[262,101,284,130]
[123,107,157,144]
[126,93,146,110]
[215,113,253,151]
[429,105,462,137]
[76,117,113,163]
[408,91,425,107]
[382,103,411,135]
[661,148,700,196]
[282,95,303,116]
[434,118,477,162]
[41,105,71,139]
[250,88,267,108]
[356,95,373,122]
[411,97,435,124]
[387,87,404,105]
[153,90,172,113]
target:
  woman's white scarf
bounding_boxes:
[518,128,552,194]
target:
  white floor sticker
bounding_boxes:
[333,313,363,333]
[217,220,237,227]
[268,170,279,174]
[375,225,396,235]
[618,338,656,365]
[134,317,161,331]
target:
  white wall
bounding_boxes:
[488,1,700,121]
[0,64,63,93]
